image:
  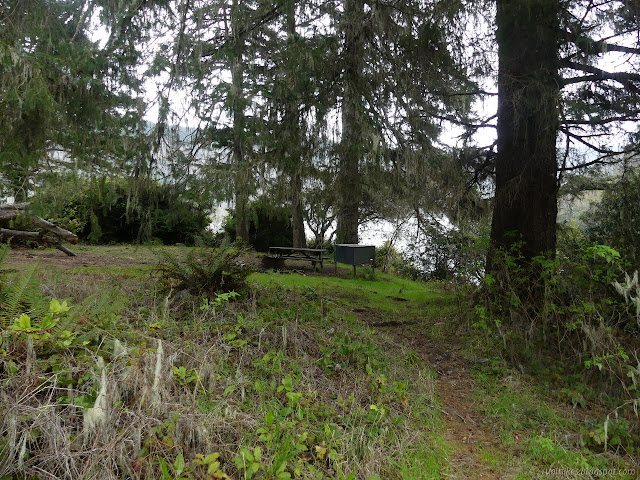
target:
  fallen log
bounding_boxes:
[0,228,77,256]
[0,202,30,210]
[32,217,78,244]
[0,202,78,256]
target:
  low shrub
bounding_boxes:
[477,239,640,419]
[155,241,252,298]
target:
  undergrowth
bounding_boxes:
[0,248,445,479]
[476,240,640,458]
[155,241,252,298]
[2,244,637,479]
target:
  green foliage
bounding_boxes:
[156,242,252,298]
[582,168,640,267]
[374,241,416,278]
[4,244,634,478]
[0,0,144,200]
[402,217,489,283]
[0,259,47,329]
[35,176,210,245]
[223,198,293,252]
[477,239,640,418]
[8,300,72,344]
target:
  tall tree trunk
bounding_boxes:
[488,0,560,274]
[336,0,364,245]
[291,170,306,247]
[285,1,306,248]
[231,0,249,244]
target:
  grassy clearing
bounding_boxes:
[0,249,448,479]
[251,268,457,320]
[0,246,637,479]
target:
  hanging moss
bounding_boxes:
[36,177,210,245]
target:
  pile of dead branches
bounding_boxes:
[0,203,78,256]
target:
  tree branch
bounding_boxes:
[562,61,640,93]
[560,128,614,154]
[557,149,639,172]
[423,112,497,130]
[563,115,640,126]
[577,36,640,55]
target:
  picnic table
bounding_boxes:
[265,246,329,270]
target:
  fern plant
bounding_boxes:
[155,241,252,298]
[0,246,47,329]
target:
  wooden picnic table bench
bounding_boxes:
[264,246,329,270]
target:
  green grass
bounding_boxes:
[68,264,154,276]
[1,245,637,480]
[472,363,638,479]
[251,268,456,318]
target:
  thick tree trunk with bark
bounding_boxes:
[291,170,306,247]
[336,0,364,245]
[488,0,560,273]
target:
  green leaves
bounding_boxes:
[7,297,72,344]
[49,299,70,315]
[14,314,32,331]
[585,245,621,264]
[232,447,262,479]
[156,243,252,298]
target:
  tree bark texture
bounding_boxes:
[336,0,364,245]
[488,0,560,271]
[291,170,306,247]
[231,0,249,244]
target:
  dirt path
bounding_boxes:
[429,344,501,479]
[3,246,157,269]
[364,320,504,479]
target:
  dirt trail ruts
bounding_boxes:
[367,321,504,479]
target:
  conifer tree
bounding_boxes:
[0,0,145,200]
[487,0,640,282]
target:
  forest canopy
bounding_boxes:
[0,0,638,270]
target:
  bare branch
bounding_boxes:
[563,115,640,125]
[560,128,613,154]
[557,149,639,172]
[562,61,640,93]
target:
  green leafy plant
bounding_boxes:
[0,260,46,329]
[156,241,252,297]
[33,175,211,245]
[200,291,240,313]
[8,299,71,342]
